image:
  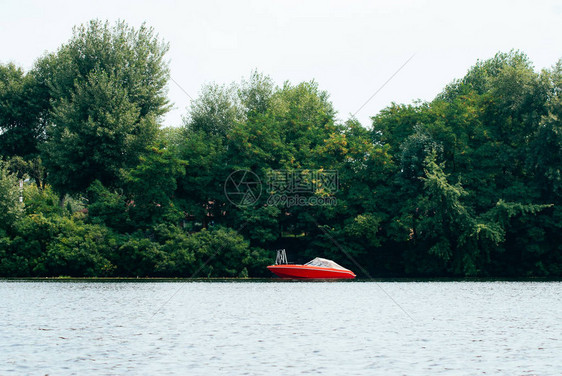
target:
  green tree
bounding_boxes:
[40,218,117,277]
[0,64,50,160]
[123,146,186,228]
[238,70,275,117]
[186,82,242,137]
[38,19,170,196]
[0,160,23,235]
[86,180,132,232]
[175,129,228,228]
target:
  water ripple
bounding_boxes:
[0,281,561,375]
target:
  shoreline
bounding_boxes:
[1,276,562,282]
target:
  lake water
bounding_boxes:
[1,281,561,375]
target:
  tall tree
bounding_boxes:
[186,82,242,137]
[0,64,50,159]
[38,20,170,196]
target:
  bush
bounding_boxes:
[0,160,23,234]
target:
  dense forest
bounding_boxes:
[1,20,561,278]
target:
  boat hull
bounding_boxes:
[267,265,356,279]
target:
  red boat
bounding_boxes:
[267,250,356,279]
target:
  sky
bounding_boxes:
[1,0,561,128]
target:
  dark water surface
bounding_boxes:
[1,281,561,375]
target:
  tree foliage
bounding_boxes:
[1,27,561,278]
[38,19,169,195]
[0,160,23,235]
[0,63,49,159]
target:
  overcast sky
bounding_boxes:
[2,0,561,128]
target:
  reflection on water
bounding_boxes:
[1,281,561,375]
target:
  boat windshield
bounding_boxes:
[304,257,349,270]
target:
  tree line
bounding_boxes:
[1,20,561,277]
